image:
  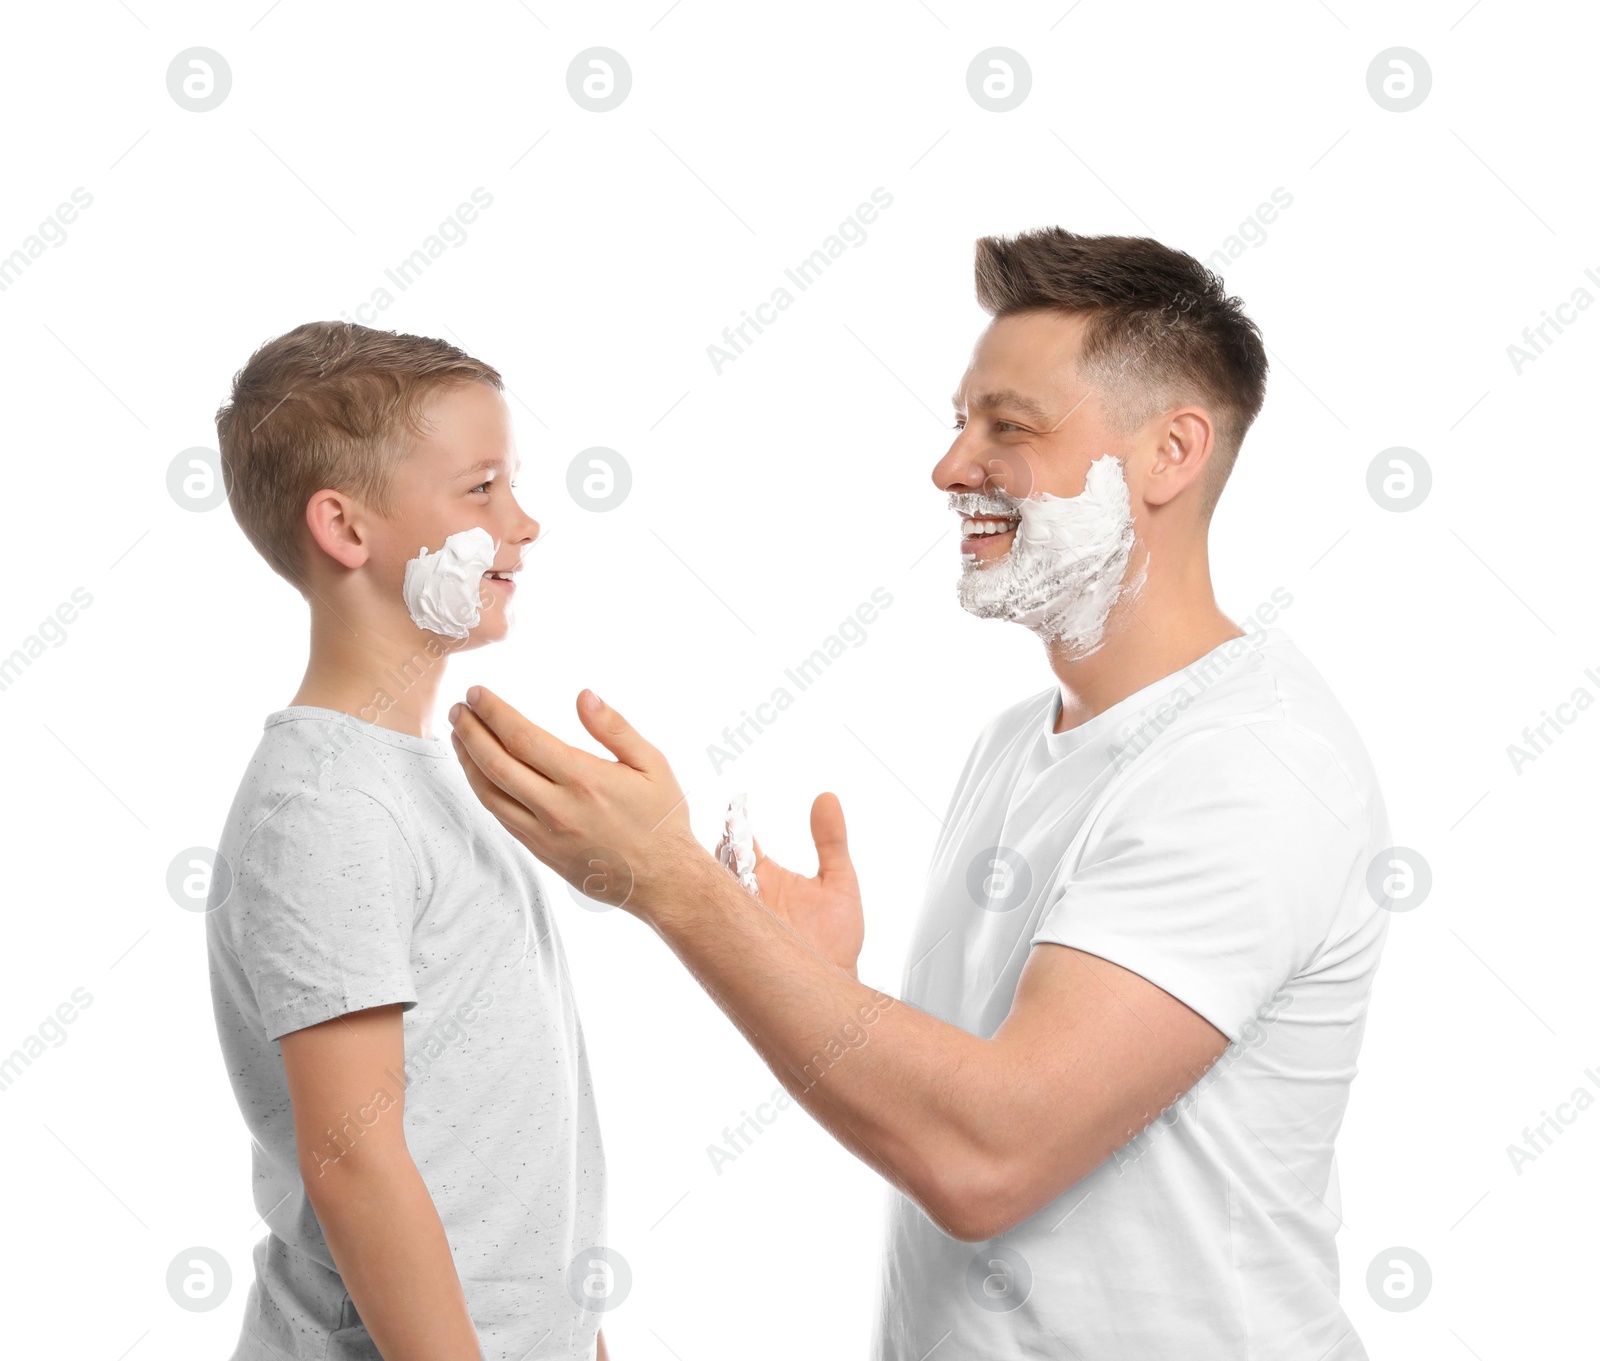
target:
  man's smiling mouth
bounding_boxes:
[960,514,1021,540]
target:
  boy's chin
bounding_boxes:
[455,593,514,648]
[458,620,509,650]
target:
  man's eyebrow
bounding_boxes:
[951,388,1051,421]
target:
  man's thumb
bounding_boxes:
[577,690,660,771]
[810,792,852,875]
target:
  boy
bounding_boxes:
[205,321,608,1360]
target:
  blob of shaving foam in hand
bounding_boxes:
[402,526,497,639]
[716,793,760,896]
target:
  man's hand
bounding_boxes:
[449,686,703,914]
[752,793,864,978]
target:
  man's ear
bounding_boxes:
[304,488,370,571]
[1142,406,1215,509]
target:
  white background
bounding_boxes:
[0,1,1593,1357]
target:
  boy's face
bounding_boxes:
[375,381,540,650]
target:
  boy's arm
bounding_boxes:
[280,1003,481,1361]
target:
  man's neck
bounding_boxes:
[290,611,458,741]
[1047,575,1243,735]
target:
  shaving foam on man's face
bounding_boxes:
[951,454,1146,658]
[402,525,501,639]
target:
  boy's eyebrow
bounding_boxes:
[952,388,1051,421]
[451,455,521,478]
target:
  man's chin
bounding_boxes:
[956,578,1016,621]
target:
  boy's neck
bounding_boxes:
[290,613,458,741]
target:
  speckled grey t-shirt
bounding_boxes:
[206,706,607,1361]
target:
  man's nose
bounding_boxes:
[931,435,988,493]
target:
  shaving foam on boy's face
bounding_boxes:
[402,526,499,639]
[952,454,1146,659]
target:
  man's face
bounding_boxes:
[375,381,540,648]
[933,310,1148,653]
[934,308,1126,557]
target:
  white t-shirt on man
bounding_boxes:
[873,627,1390,1360]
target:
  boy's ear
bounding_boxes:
[304,489,370,571]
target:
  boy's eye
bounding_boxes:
[470,481,491,494]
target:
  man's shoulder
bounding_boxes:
[1241,629,1385,811]
[1120,630,1387,839]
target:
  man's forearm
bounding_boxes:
[307,1149,481,1360]
[648,851,1014,1236]
[443,686,1056,1235]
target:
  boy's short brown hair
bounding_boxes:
[215,321,502,591]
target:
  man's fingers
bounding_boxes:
[751,834,787,878]
[810,792,853,876]
[576,690,665,773]
[450,729,556,856]
[460,685,586,785]
[451,700,567,818]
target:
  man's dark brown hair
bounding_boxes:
[974,228,1268,516]
[216,321,502,593]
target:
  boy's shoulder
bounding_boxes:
[215,707,439,863]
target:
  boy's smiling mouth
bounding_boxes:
[483,562,520,592]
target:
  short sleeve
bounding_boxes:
[228,786,422,1041]
[1030,722,1364,1042]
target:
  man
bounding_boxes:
[448,228,1391,1358]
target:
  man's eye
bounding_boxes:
[951,418,1022,433]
